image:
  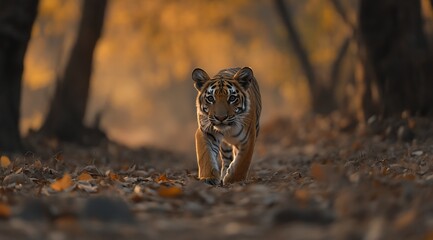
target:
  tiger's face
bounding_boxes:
[192,68,253,133]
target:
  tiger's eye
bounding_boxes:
[228,95,237,102]
[206,96,214,102]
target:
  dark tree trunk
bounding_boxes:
[359,0,433,117]
[0,0,39,152]
[274,0,337,114]
[41,0,107,141]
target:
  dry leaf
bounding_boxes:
[108,171,121,181]
[3,173,31,185]
[130,185,144,203]
[77,172,93,181]
[80,165,103,176]
[50,173,73,191]
[156,174,169,183]
[55,215,78,230]
[54,153,64,162]
[411,151,423,157]
[158,186,182,198]
[294,189,309,203]
[0,156,11,168]
[0,203,11,219]
[310,163,326,181]
[394,209,417,229]
[33,160,42,169]
[400,173,416,181]
[77,182,98,193]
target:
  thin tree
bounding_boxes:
[0,0,39,152]
[274,0,339,114]
[41,0,107,142]
[359,0,433,117]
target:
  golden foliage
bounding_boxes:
[310,163,326,181]
[22,0,355,149]
[50,173,73,191]
[158,186,182,198]
[77,172,93,181]
[0,156,11,169]
[156,174,169,183]
[108,171,121,181]
[0,203,11,219]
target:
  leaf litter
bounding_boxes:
[0,115,433,239]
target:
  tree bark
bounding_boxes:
[359,0,433,117]
[0,0,39,152]
[41,0,107,141]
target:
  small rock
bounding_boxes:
[3,173,31,185]
[411,151,423,157]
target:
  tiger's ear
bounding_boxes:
[192,68,210,91]
[234,67,253,90]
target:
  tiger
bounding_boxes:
[192,67,261,185]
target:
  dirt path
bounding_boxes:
[1,117,433,239]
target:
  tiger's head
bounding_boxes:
[192,67,254,133]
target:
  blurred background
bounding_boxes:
[18,0,433,153]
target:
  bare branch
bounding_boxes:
[274,0,316,89]
[329,0,356,31]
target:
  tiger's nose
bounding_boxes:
[215,115,228,122]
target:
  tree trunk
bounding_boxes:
[0,0,39,152]
[359,0,433,117]
[274,0,337,114]
[41,0,107,141]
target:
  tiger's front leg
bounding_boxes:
[222,137,255,185]
[195,129,221,185]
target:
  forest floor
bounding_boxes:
[1,114,433,240]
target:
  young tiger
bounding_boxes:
[192,67,261,185]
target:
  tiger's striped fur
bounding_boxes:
[192,67,261,185]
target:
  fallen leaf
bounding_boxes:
[310,163,326,181]
[80,165,103,176]
[54,153,64,162]
[133,185,142,195]
[394,209,417,230]
[77,172,93,181]
[158,186,182,198]
[0,203,11,218]
[156,174,169,183]
[130,185,144,202]
[294,189,310,203]
[119,164,136,174]
[33,160,42,169]
[77,182,98,193]
[108,171,121,181]
[50,173,73,191]
[0,156,11,168]
[55,215,78,230]
[399,173,416,181]
[411,150,423,156]
[407,119,416,129]
[3,173,31,185]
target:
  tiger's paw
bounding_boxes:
[201,178,220,186]
[223,173,246,186]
